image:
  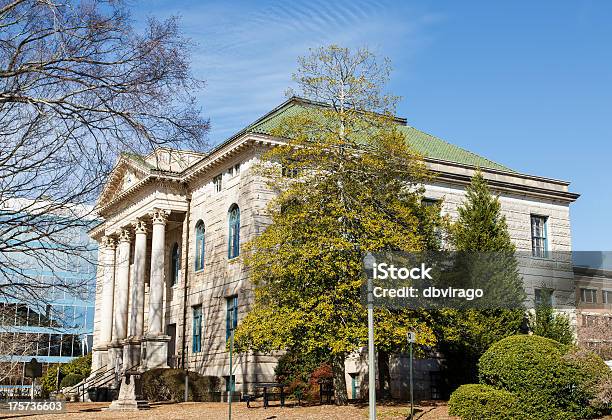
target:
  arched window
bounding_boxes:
[228,204,240,259]
[170,243,180,286]
[195,221,205,271]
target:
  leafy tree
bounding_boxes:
[439,171,526,389]
[234,45,440,404]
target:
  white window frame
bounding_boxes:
[213,174,223,193]
[580,288,598,304]
[530,215,549,258]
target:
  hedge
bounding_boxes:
[141,369,220,402]
[448,384,518,420]
[477,335,611,419]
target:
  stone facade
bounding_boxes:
[90,108,579,400]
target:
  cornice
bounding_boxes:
[95,132,579,218]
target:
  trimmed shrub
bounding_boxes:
[60,373,85,388]
[141,368,220,402]
[478,335,611,419]
[479,334,568,395]
[448,384,518,420]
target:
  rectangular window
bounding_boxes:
[350,373,360,399]
[226,296,238,341]
[61,334,73,357]
[580,288,597,304]
[422,198,439,207]
[192,305,202,353]
[213,174,223,193]
[225,375,236,392]
[37,333,50,357]
[530,215,548,258]
[49,334,61,357]
[227,163,241,177]
[534,288,553,306]
[603,290,612,305]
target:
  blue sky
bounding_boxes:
[133,0,612,252]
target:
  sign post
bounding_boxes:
[24,358,42,400]
[364,253,376,420]
[407,332,416,419]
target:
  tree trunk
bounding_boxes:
[377,349,391,400]
[332,353,349,405]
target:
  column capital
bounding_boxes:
[149,208,170,225]
[101,235,116,249]
[132,219,147,235]
[117,228,132,243]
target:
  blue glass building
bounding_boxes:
[0,218,97,390]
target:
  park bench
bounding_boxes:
[244,382,287,408]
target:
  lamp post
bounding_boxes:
[364,252,376,420]
[407,331,416,419]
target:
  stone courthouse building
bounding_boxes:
[89,97,580,398]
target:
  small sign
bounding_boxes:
[24,358,42,378]
[407,332,417,344]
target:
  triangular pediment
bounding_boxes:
[96,154,151,209]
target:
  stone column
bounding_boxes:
[109,228,131,372]
[99,236,117,345]
[143,208,171,369]
[110,220,150,411]
[131,220,147,339]
[122,219,147,372]
[91,240,107,373]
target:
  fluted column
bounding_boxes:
[130,219,147,339]
[147,208,169,336]
[99,236,116,346]
[113,229,131,341]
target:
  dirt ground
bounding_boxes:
[1,401,456,420]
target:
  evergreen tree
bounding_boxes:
[451,171,515,252]
[529,302,574,345]
[234,46,440,404]
[440,171,526,390]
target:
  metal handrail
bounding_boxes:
[74,362,140,401]
[62,363,110,396]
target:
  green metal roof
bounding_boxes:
[244,97,512,172]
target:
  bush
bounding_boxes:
[479,334,567,395]
[40,353,92,397]
[477,335,611,419]
[448,384,518,420]
[60,373,85,388]
[305,363,333,403]
[141,368,220,402]
[563,348,612,417]
[274,350,333,402]
[274,350,328,384]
